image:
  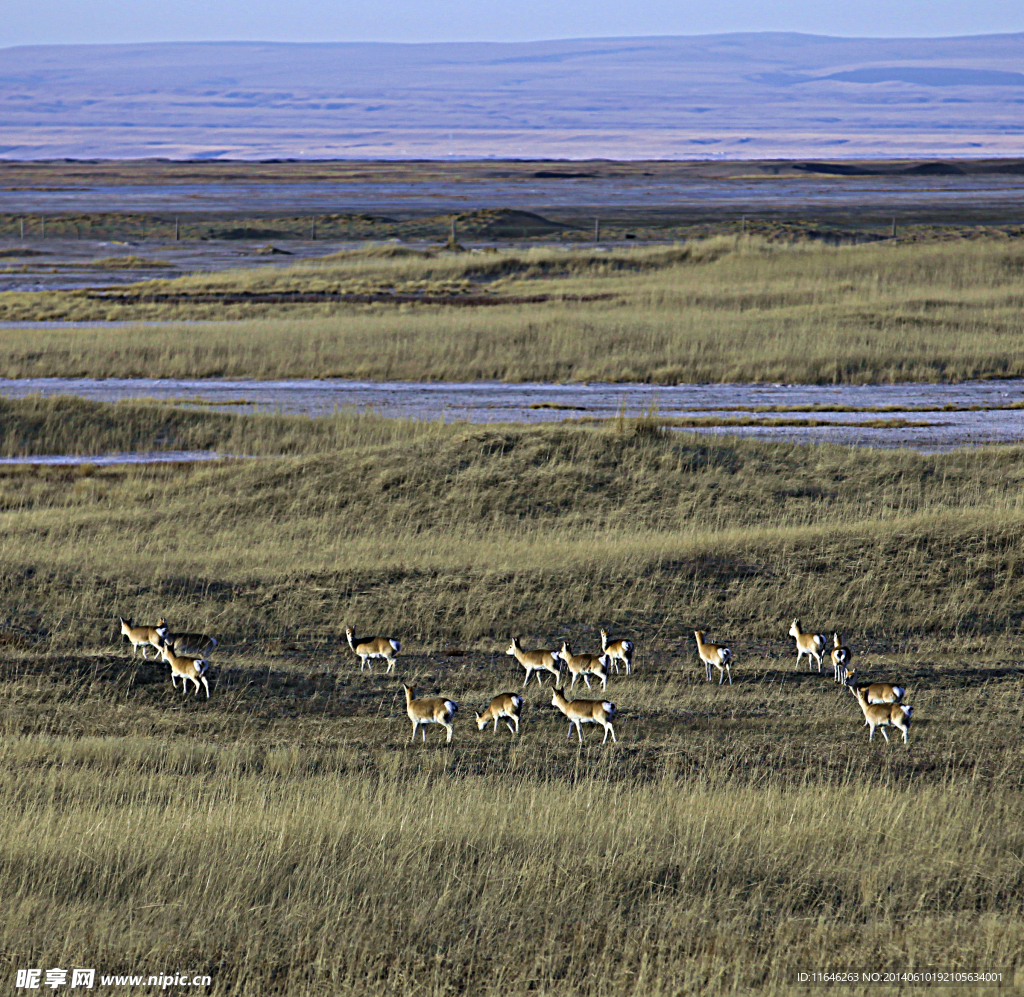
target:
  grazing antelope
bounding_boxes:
[346,625,401,672]
[693,630,733,685]
[403,685,457,743]
[789,619,827,671]
[158,642,210,698]
[119,617,163,659]
[506,636,561,687]
[557,642,609,691]
[844,669,905,704]
[831,633,851,684]
[475,693,524,735]
[550,687,617,744]
[851,685,912,744]
[156,621,218,657]
[600,629,634,675]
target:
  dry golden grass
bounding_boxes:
[3,401,1024,643]
[2,405,1024,993]
[1,238,1024,382]
[0,395,440,458]
[2,638,1022,995]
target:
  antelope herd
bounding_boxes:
[118,615,914,747]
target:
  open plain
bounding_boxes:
[1,409,1024,994]
[1,161,1024,994]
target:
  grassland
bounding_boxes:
[2,238,1024,384]
[3,209,987,246]
[0,401,1023,993]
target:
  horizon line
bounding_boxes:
[4,29,1024,52]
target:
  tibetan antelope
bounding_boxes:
[557,642,609,691]
[346,625,401,672]
[158,642,210,698]
[119,617,163,659]
[600,629,634,675]
[156,621,218,657]
[831,633,851,684]
[789,619,827,671]
[851,685,912,744]
[506,636,561,687]
[403,685,457,743]
[550,687,617,744]
[475,693,524,735]
[693,630,733,685]
[844,669,905,705]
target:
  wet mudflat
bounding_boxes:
[4,173,1024,226]
[0,239,348,294]
[2,376,1023,454]
[0,450,228,466]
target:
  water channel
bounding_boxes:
[2,377,1024,461]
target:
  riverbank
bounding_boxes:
[0,240,1022,386]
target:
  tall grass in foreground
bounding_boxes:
[0,239,1022,382]
[1,736,1021,996]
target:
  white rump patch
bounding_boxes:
[390,639,401,652]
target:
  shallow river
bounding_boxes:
[3,175,1023,224]
[2,377,1024,460]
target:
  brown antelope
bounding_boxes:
[156,621,218,657]
[851,685,912,744]
[403,685,457,743]
[159,642,210,698]
[550,687,617,744]
[119,617,164,659]
[831,633,851,684]
[693,630,733,685]
[557,642,609,691]
[789,619,826,671]
[475,693,524,735]
[600,629,634,675]
[844,669,905,704]
[506,636,561,687]
[346,625,401,672]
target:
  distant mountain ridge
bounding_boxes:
[0,33,1022,159]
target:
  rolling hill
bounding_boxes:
[0,33,1023,159]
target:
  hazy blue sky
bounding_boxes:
[4,0,1024,47]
